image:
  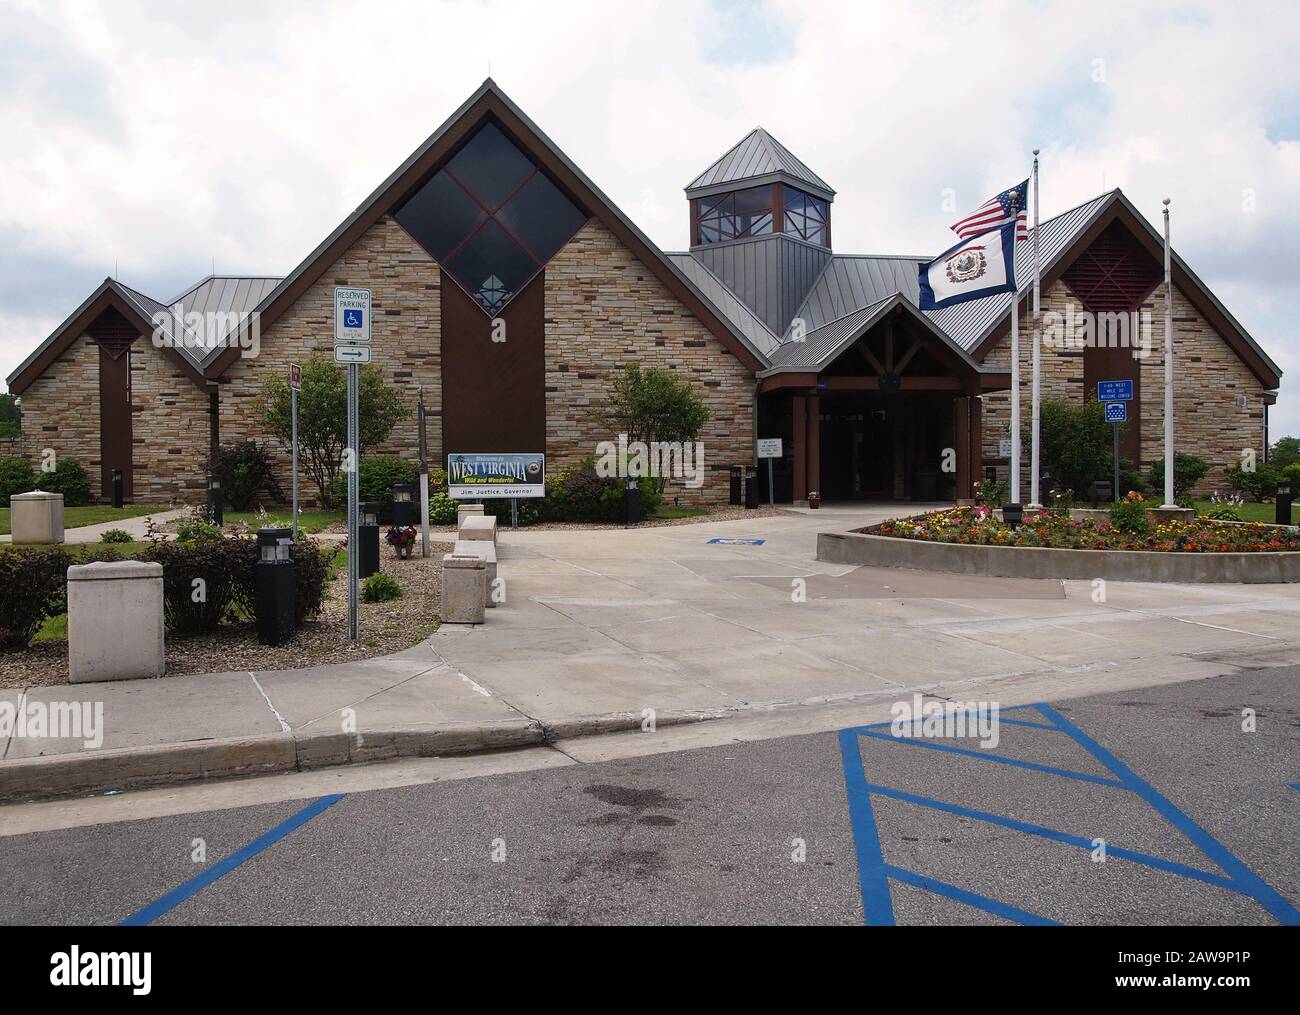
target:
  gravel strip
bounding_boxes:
[0,541,453,689]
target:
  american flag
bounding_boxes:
[951,180,1029,241]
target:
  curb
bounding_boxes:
[0,710,727,803]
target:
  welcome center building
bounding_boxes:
[5,81,1282,507]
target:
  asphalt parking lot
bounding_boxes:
[2,666,1296,926]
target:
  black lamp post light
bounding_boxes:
[625,475,640,528]
[392,483,414,526]
[1002,502,1024,531]
[254,527,295,646]
[207,475,223,526]
[1277,482,1294,527]
[357,500,381,579]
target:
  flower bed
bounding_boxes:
[872,507,1300,553]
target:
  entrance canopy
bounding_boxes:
[757,295,1009,502]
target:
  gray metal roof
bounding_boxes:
[666,253,781,356]
[786,255,926,337]
[686,127,834,199]
[766,295,895,370]
[173,275,282,320]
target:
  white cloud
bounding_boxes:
[2,0,1297,436]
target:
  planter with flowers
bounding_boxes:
[385,525,417,559]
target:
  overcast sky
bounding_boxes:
[3,0,1297,436]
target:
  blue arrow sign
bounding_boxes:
[1105,401,1127,424]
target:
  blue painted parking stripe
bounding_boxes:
[838,729,895,926]
[120,794,345,926]
[883,864,1060,925]
[1039,704,1300,926]
[856,727,1126,788]
[863,780,1243,895]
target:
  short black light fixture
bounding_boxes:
[357,500,381,579]
[1086,480,1113,508]
[744,466,759,510]
[111,468,125,509]
[729,465,743,506]
[1276,481,1294,527]
[625,475,640,528]
[392,483,414,526]
[254,527,295,646]
[207,474,223,526]
[1002,502,1024,531]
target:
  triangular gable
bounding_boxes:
[7,279,209,394]
[206,80,766,378]
[967,191,1282,389]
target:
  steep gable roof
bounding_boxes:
[686,127,834,200]
[206,79,768,378]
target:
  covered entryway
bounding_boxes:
[757,296,1008,503]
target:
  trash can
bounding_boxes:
[255,527,295,646]
[358,501,381,580]
[744,466,758,509]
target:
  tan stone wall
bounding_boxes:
[218,216,442,506]
[544,219,754,506]
[128,341,209,503]
[12,336,101,499]
[980,279,1267,497]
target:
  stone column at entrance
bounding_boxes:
[954,396,972,503]
[806,394,821,500]
[969,395,984,497]
[792,395,807,502]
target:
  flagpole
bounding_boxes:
[1160,197,1176,508]
[1010,291,1021,505]
[1029,148,1042,508]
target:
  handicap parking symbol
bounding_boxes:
[343,308,364,329]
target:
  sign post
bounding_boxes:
[1099,381,1132,505]
[289,363,301,541]
[757,438,782,507]
[335,287,372,642]
[417,389,430,558]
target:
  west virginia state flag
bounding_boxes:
[917,222,1019,310]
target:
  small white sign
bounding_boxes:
[757,438,783,459]
[334,287,372,344]
[999,437,1013,458]
[334,344,372,365]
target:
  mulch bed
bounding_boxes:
[0,541,452,689]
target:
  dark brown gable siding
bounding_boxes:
[440,270,546,457]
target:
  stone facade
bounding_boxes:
[14,335,102,498]
[128,340,210,503]
[545,219,755,506]
[981,279,1267,497]
[218,216,443,505]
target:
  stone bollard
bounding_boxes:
[67,560,165,682]
[457,503,485,529]
[454,539,498,608]
[10,490,64,544]
[458,513,497,546]
[441,553,486,624]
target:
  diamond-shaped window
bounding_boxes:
[394,122,589,315]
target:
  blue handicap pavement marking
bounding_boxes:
[120,794,345,926]
[838,705,1300,926]
[707,537,765,545]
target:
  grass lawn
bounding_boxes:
[650,506,709,520]
[0,503,164,536]
[1192,500,1291,524]
[223,509,343,534]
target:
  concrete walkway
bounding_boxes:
[0,507,187,544]
[5,503,1300,798]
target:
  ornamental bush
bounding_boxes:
[0,456,35,504]
[1109,491,1151,536]
[1149,452,1210,500]
[1227,462,1280,501]
[40,458,92,506]
[361,572,401,603]
[139,537,258,635]
[428,490,458,526]
[209,441,284,511]
[329,456,418,522]
[0,546,70,648]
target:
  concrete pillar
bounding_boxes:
[969,395,984,492]
[457,503,485,529]
[67,560,164,682]
[441,553,486,625]
[10,491,64,544]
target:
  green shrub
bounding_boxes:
[428,491,458,525]
[541,462,663,523]
[1281,462,1300,490]
[1108,491,1151,536]
[329,456,418,522]
[209,441,284,511]
[973,477,1008,507]
[1030,399,1114,499]
[1270,436,1300,470]
[138,536,258,635]
[361,572,401,603]
[1206,503,1244,522]
[289,539,337,624]
[1228,462,1279,501]
[176,514,225,543]
[1149,452,1210,500]
[485,497,543,527]
[0,546,70,648]
[101,529,132,544]
[0,456,35,504]
[36,458,92,506]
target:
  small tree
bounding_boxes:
[588,364,710,491]
[1270,436,1300,470]
[261,353,406,508]
[0,393,19,439]
[1026,398,1113,498]
[1149,452,1210,500]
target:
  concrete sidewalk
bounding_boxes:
[0,507,187,545]
[5,503,1300,800]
